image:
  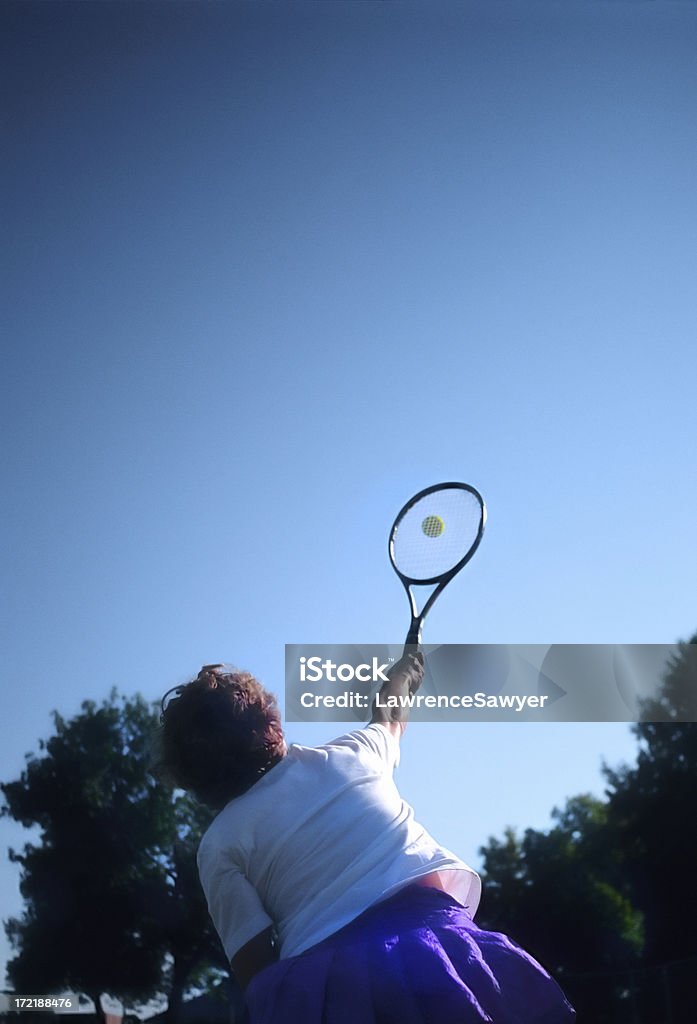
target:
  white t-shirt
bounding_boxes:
[197,724,481,961]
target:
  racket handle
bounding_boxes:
[403,621,422,656]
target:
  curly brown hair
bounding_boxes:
[155,665,286,809]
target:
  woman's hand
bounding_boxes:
[370,651,425,735]
[231,926,278,990]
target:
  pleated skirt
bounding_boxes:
[244,885,575,1023]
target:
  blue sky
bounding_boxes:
[3,0,697,988]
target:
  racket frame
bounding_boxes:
[388,481,486,648]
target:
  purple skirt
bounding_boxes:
[245,885,575,1023]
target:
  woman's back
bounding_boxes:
[198,724,480,960]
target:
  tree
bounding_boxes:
[1,693,227,1023]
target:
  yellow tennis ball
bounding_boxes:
[421,514,445,538]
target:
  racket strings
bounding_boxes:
[391,488,483,581]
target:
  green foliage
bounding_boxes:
[1,692,226,1017]
[479,795,643,973]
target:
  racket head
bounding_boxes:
[388,481,486,585]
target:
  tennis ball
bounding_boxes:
[421,514,445,538]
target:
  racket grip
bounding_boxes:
[403,621,422,657]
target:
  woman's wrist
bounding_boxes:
[370,652,424,724]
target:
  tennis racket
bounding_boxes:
[389,482,486,651]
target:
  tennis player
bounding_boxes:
[157,657,575,1023]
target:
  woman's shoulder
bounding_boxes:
[290,724,399,761]
[317,723,401,769]
[197,753,297,854]
[197,803,234,863]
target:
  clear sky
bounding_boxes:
[3,0,697,989]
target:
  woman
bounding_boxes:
[157,655,575,1023]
